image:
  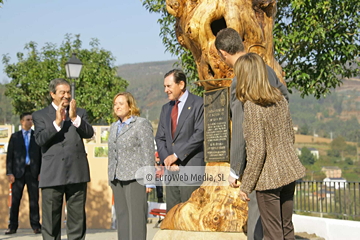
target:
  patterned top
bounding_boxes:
[108,116,155,182]
[240,97,306,194]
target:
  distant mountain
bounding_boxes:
[117,60,177,121]
[117,60,360,142]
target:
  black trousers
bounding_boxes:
[9,166,41,230]
[156,185,163,199]
[41,182,87,240]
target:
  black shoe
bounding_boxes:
[33,228,41,234]
[158,197,164,203]
[5,229,17,235]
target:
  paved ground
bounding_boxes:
[0,218,160,240]
[0,220,324,240]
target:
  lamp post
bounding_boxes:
[65,53,83,99]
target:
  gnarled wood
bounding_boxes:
[166,0,283,89]
[160,162,248,232]
[161,0,281,232]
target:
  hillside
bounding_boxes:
[294,134,360,182]
[289,78,360,143]
[117,61,360,181]
[117,60,360,143]
[117,60,177,121]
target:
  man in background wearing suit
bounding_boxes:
[215,28,289,240]
[5,112,42,235]
[32,78,94,240]
[155,69,204,212]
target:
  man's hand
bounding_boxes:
[168,164,180,172]
[146,188,153,193]
[69,99,77,121]
[55,100,66,127]
[8,174,15,184]
[239,190,250,202]
[164,154,178,170]
[228,175,240,188]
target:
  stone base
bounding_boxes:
[153,229,247,240]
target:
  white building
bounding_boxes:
[296,147,319,159]
[323,177,347,189]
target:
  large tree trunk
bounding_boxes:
[160,0,282,232]
[167,0,283,88]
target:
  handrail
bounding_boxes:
[294,180,360,220]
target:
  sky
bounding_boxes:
[0,0,176,83]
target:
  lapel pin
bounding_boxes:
[188,107,191,110]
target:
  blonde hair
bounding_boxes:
[112,92,140,119]
[234,53,282,106]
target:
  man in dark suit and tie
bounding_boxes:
[32,78,94,240]
[215,28,289,240]
[6,112,42,235]
[155,69,204,212]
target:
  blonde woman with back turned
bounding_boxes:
[235,53,306,240]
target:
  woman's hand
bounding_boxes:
[239,190,250,202]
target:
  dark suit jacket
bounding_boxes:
[6,130,42,179]
[230,65,290,178]
[155,92,204,183]
[32,104,94,188]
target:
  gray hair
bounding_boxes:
[49,78,70,94]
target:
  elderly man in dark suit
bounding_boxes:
[215,28,289,240]
[155,69,204,212]
[32,78,94,240]
[5,112,42,235]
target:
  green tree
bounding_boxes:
[0,83,15,124]
[299,147,316,165]
[142,0,360,98]
[345,157,354,165]
[327,149,341,158]
[345,145,357,155]
[329,136,348,159]
[275,0,359,98]
[299,124,310,135]
[3,34,128,124]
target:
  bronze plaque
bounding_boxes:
[204,87,230,162]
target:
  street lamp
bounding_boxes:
[65,53,83,99]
